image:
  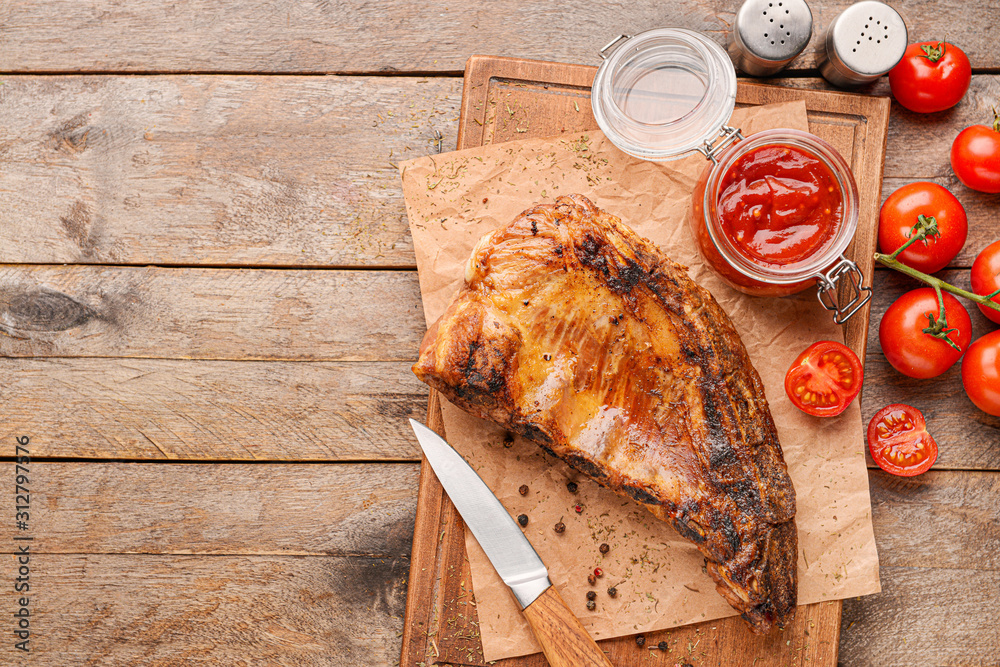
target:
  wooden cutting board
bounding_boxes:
[400,55,890,667]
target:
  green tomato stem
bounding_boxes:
[874,252,1000,314]
[919,41,946,63]
[887,214,939,260]
[923,283,962,352]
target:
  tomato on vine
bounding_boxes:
[879,288,972,379]
[867,404,938,477]
[971,240,1000,325]
[952,110,1000,193]
[962,330,1000,416]
[878,182,967,274]
[888,41,971,113]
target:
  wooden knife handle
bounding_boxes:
[521,586,614,667]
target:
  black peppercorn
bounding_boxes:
[635,635,645,647]
[607,586,617,598]
[518,484,529,496]
[517,514,528,527]
[586,591,597,601]
[586,600,596,611]
[599,543,610,554]
[554,521,565,534]
[587,574,596,586]
[658,641,668,652]
[566,481,578,493]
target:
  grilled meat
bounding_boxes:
[413,194,797,632]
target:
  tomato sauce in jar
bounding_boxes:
[689,129,862,301]
[717,145,843,268]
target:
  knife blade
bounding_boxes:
[409,418,614,667]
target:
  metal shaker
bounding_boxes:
[819,0,908,86]
[729,0,813,76]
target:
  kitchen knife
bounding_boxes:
[409,418,614,667]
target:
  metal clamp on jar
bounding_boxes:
[591,28,872,324]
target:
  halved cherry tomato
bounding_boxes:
[971,239,1000,325]
[962,330,1000,417]
[878,182,967,274]
[867,404,938,476]
[888,41,971,114]
[784,341,863,417]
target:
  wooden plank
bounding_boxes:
[862,269,1000,472]
[4,1,1000,74]
[1,74,998,270]
[0,462,420,556]
[0,359,425,460]
[4,554,409,666]
[402,55,897,667]
[840,566,1000,666]
[402,468,1000,666]
[0,75,460,268]
[867,470,1000,571]
[0,461,990,665]
[0,265,424,361]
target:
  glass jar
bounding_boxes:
[592,28,871,323]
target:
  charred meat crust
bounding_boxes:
[413,194,798,633]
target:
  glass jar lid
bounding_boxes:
[591,29,737,161]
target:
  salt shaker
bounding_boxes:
[819,0,907,86]
[729,0,813,76]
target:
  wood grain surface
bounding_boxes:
[2,74,1000,269]
[17,554,410,666]
[0,75,461,267]
[0,359,425,460]
[0,462,419,555]
[0,266,423,360]
[3,3,999,665]
[2,270,996,468]
[4,1,1000,74]
[0,460,992,665]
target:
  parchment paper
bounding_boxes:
[400,101,881,661]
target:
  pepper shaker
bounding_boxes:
[819,0,907,86]
[729,0,813,77]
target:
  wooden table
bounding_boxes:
[1,2,997,665]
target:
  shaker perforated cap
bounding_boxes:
[820,1,907,86]
[730,0,812,76]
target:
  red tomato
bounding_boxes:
[971,239,1000,325]
[961,330,1000,416]
[888,41,971,113]
[951,115,1000,193]
[784,341,863,417]
[878,182,967,274]
[879,288,972,379]
[867,404,938,476]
